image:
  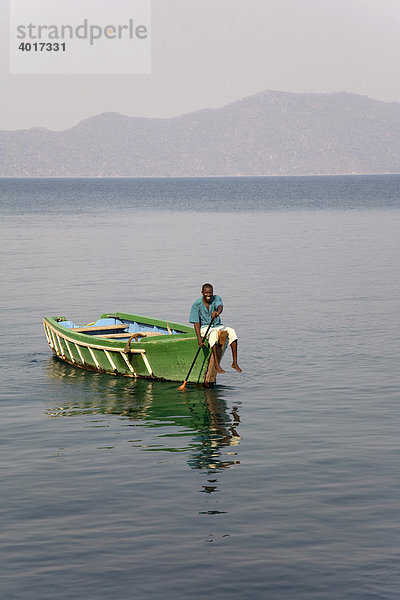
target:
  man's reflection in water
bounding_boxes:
[45,359,241,488]
[188,386,240,474]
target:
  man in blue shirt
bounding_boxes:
[189,283,242,374]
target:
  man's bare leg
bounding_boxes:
[230,340,242,372]
[212,344,225,374]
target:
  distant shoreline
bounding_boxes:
[1,173,400,180]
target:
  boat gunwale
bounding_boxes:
[43,314,198,352]
[101,312,193,335]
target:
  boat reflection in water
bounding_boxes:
[45,358,241,476]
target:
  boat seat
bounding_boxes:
[70,324,128,333]
[94,331,164,339]
[93,333,132,338]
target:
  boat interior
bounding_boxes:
[57,317,184,341]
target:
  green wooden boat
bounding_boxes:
[43,312,227,385]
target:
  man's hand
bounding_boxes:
[211,311,219,319]
[194,322,206,347]
[193,322,203,348]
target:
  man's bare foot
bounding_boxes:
[216,366,226,374]
[232,363,242,373]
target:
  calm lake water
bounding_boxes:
[1,176,399,600]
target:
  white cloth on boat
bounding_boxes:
[200,324,238,348]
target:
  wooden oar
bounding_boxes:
[178,318,214,390]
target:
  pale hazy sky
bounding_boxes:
[2,0,400,130]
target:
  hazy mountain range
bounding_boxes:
[1,91,400,177]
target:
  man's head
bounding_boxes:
[201,283,213,303]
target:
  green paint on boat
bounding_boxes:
[43,312,217,384]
